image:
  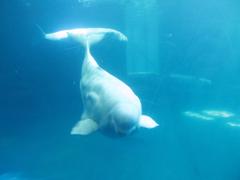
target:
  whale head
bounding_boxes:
[109,103,140,135]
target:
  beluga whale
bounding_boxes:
[45,27,159,136]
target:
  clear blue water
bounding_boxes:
[1,0,240,179]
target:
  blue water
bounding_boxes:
[1,0,240,179]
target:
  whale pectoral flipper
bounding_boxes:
[139,115,159,129]
[71,119,98,135]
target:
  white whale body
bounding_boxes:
[46,27,158,136]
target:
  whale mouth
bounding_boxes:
[100,122,137,137]
[116,125,137,135]
[112,117,138,135]
[107,102,140,135]
[102,116,138,136]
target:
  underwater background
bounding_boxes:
[0,0,240,179]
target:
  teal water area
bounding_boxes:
[1,0,240,179]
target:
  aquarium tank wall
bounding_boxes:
[0,0,240,180]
